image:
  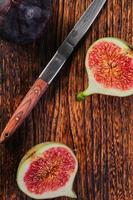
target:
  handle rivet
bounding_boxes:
[35,90,39,94]
[16,117,19,121]
[5,133,9,138]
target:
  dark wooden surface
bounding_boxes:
[0,79,48,143]
[0,0,133,200]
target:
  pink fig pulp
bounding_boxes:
[17,143,78,199]
[77,37,133,100]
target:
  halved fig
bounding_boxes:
[77,37,133,100]
[17,142,78,199]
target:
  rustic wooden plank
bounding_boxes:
[0,0,133,200]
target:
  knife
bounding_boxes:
[0,0,106,143]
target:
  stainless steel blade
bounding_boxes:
[39,0,106,84]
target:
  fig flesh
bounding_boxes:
[77,38,133,100]
[17,142,78,199]
[0,0,51,44]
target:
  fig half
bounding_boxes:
[77,37,133,100]
[17,142,78,199]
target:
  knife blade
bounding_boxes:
[39,0,107,83]
[0,0,106,143]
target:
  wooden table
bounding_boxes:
[0,0,133,200]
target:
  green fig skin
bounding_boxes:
[77,37,133,101]
[17,142,78,200]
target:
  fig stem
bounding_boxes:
[77,87,94,101]
[77,92,87,101]
[67,190,77,198]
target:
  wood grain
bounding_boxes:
[0,0,133,200]
[0,79,48,143]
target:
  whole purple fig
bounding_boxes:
[0,0,52,44]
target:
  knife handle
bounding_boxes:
[0,79,48,143]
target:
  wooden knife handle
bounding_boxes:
[0,79,48,143]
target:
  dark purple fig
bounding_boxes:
[0,0,52,44]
